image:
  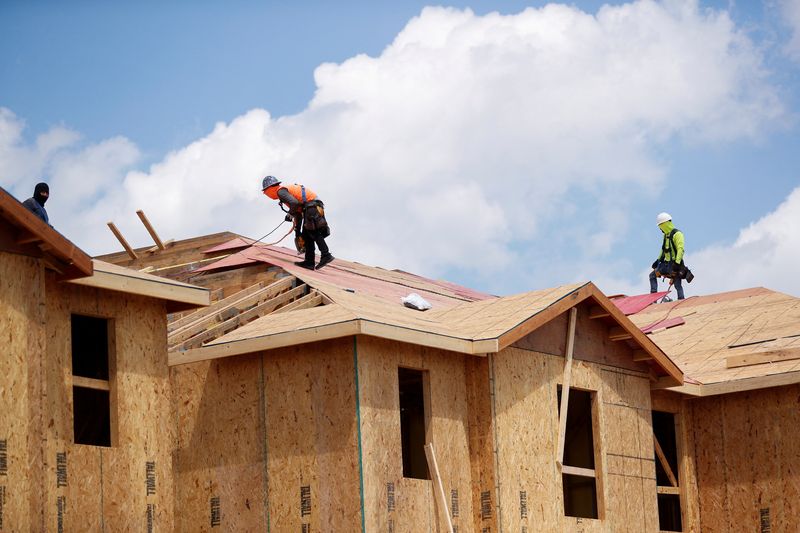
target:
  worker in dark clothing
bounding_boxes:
[262,175,334,270]
[22,182,50,224]
[649,212,693,300]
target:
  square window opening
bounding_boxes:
[71,314,110,380]
[563,474,598,519]
[399,367,429,480]
[657,494,683,531]
[73,387,111,447]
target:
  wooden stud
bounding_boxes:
[608,326,633,341]
[107,221,139,260]
[424,443,455,533]
[657,486,681,495]
[136,209,165,250]
[653,434,678,487]
[588,305,610,319]
[560,465,596,478]
[71,375,111,391]
[556,307,578,466]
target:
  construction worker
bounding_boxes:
[649,212,686,300]
[22,182,50,224]
[261,175,334,270]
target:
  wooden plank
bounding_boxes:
[72,375,110,391]
[167,278,281,332]
[107,221,138,260]
[136,209,165,250]
[556,307,577,466]
[173,284,307,350]
[653,434,678,487]
[271,291,322,314]
[168,277,294,342]
[424,443,455,533]
[560,465,596,478]
[725,347,800,369]
[588,305,610,319]
[632,349,652,362]
[147,238,174,254]
[657,486,681,495]
[608,326,632,341]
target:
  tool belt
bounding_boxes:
[301,199,329,234]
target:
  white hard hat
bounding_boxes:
[656,212,672,225]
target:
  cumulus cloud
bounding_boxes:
[0,1,786,292]
[681,186,800,297]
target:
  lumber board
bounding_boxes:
[588,305,610,319]
[556,307,577,466]
[72,375,110,391]
[653,434,678,487]
[725,347,800,369]
[271,291,322,314]
[424,443,455,533]
[136,209,165,250]
[632,349,652,362]
[167,278,275,332]
[560,465,596,478]
[107,221,138,260]
[172,284,307,351]
[608,326,633,341]
[168,277,294,342]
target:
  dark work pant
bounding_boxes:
[303,228,330,264]
[649,270,684,299]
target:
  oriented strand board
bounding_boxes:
[42,277,175,530]
[0,252,46,532]
[356,336,474,532]
[465,356,498,533]
[691,385,800,533]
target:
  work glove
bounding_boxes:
[284,214,293,222]
[651,260,659,270]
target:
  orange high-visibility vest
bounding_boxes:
[265,183,317,203]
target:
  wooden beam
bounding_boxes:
[424,443,454,533]
[147,238,174,254]
[653,434,678,487]
[171,284,307,351]
[633,349,653,362]
[168,277,294,342]
[657,486,681,495]
[561,465,596,478]
[271,291,322,314]
[588,305,610,319]
[557,307,578,467]
[725,347,800,369]
[107,221,138,260]
[15,229,42,245]
[136,209,165,250]
[72,375,111,392]
[608,326,632,341]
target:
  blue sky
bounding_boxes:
[2,0,800,298]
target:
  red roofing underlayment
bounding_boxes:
[194,240,494,309]
[611,291,669,315]
[640,316,686,334]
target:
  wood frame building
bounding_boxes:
[0,188,209,531]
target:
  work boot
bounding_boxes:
[316,254,334,270]
[293,261,315,270]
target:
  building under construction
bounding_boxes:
[2,187,799,532]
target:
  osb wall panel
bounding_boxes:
[264,338,360,532]
[172,355,266,532]
[690,385,800,533]
[0,253,46,531]
[171,337,360,532]
[513,302,651,373]
[493,345,658,532]
[357,336,474,533]
[43,277,174,531]
[465,356,498,533]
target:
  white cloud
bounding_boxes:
[780,0,800,60]
[0,1,786,292]
[681,186,800,297]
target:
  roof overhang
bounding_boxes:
[69,260,210,313]
[0,187,93,279]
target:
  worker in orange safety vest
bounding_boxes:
[262,175,334,270]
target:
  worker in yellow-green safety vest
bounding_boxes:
[649,212,694,300]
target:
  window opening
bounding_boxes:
[653,410,682,531]
[71,314,113,447]
[558,386,598,519]
[399,367,429,480]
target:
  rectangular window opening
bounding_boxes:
[557,386,599,519]
[71,314,113,447]
[399,367,429,480]
[653,411,682,531]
